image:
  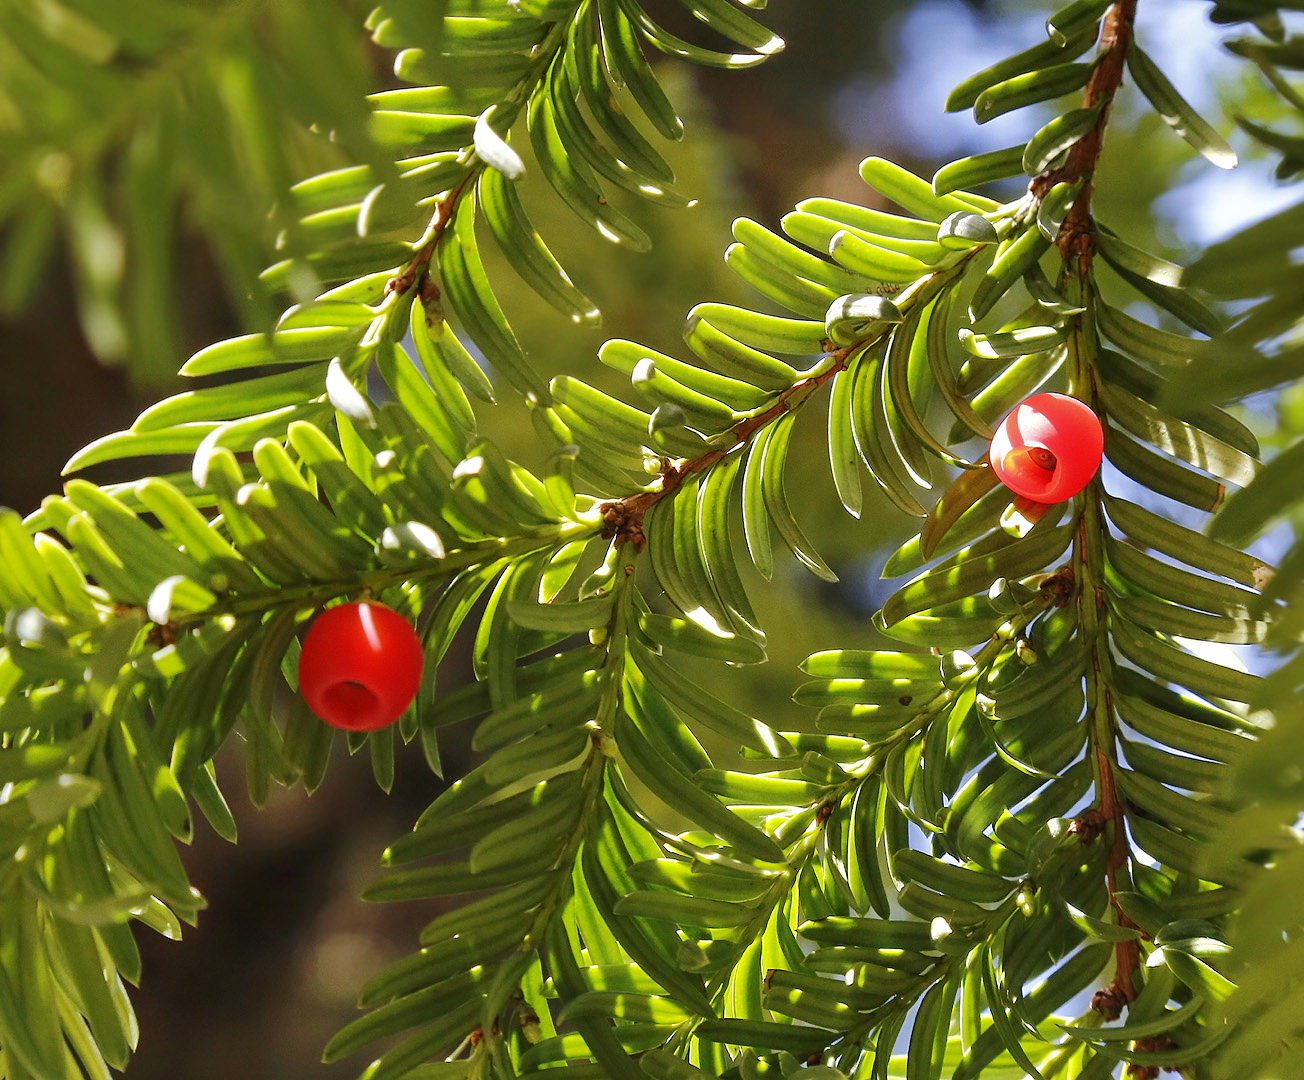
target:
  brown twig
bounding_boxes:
[1026,0,1150,1014]
[1070,491,1147,1013]
[598,342,857,547]
[1030,0,1140,274]
[385,171,478,299]
[1081,683,1146,1003]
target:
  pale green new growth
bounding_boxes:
[0,1,1302,1079]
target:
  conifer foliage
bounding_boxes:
[0,1,1301,1078]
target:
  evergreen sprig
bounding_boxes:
[1175,2,1304,1076]
[0,1,1296,1078]
[0,0,388,382]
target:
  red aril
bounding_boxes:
[298,602,423,731]
[990,393,1103,503]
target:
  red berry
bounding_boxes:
[298,602,424,731]
[990,393,1103,503]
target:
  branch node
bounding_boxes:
[598,498,649,551]
[1039,564,1076,606]
[1091,984,1126,1021]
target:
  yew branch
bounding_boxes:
[1031,0,1140,272]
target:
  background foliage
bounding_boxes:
[1,1,1303,1079]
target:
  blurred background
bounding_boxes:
[0,0,1291,1075]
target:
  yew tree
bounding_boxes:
[0,0,1302,1078]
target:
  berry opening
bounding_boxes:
[1002,446,1058,497]
[321,680,381,724]
[1025,447,1058,471]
